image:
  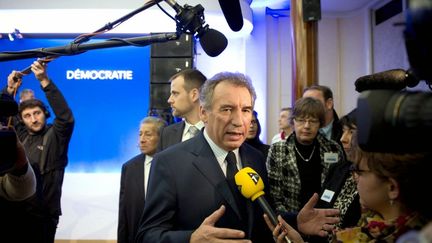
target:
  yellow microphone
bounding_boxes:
[234,167,277,226]
[235,167,292,243]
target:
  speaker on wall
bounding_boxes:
[150,83,171,109]
[149,33,195,122]
[151,33,194,57]
[150,57,194,83]
[303,0,321,22]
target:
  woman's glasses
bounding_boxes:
[294,117,320,126]
[350,164,371,177]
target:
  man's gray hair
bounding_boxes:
[199,72,256,110]
[140,116,167,135]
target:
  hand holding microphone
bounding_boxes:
[235,167,295,243]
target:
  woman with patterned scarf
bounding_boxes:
[265,148,432,243]
[333,151,432,242]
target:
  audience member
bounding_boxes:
[303,85,342,142]
[318,109,360,225]
[267,97,344,214]
[4,61,75,243]
[245,110,270,159]
[312,108,361,242]
[0,133,36,201]
[19,88,35,103]
[334,150,432,242]
[136,72,274,242]
[268,148,432,243]
[0,132,37,243]
[157,69,207,151]
[117,116,166,243]
[271,107,293,144]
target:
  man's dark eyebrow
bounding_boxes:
[220,104,234,109]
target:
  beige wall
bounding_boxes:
[262,6,375,142]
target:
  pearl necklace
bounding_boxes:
[294,144,316,162]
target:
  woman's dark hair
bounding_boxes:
[355,150,432,219]
[339,108,357,129]
[249,110,262,143]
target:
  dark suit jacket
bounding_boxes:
[331,109,343,143]
[136,133,273,243]
[156,121,185,152]
[118,153,146,243]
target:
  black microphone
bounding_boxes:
[218,0,244,32]
[354,69,420,92]
[164,0,228,57]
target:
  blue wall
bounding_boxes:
[1,38,151,172]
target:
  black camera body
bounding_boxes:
[357,90,432,152]
[356,0,432,153]
[0,93,19,175]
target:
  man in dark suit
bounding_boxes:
[117,116,166,243]
[136,72,273,242]
[157,69,207,151]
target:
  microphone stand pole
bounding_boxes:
[0,33,179,62]
[0,0,173,62]
[73,0,164,44]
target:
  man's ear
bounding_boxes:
[199,105,208,123]
[326,97,334,110]
[190,88,199,103]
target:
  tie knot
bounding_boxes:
[189,126,199,137]
[226,151,237,166]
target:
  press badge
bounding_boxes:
[324,152,338,163]
[321,189,335,203]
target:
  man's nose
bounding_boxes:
[231,109,243,126]
[30,115,38,123]
[167,95,174,104]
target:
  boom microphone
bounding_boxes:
[218,0,244,32]
[164,0,228,57]
[354,69,420,92]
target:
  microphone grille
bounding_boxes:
[355,69,409,92]
[199,29,228,57]
[234,167,265,201]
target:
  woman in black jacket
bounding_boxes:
[245,110,270,159]
[313,108,361,242]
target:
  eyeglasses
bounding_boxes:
[294,117,320,126]
[350,164,371,177]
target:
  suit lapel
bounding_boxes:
[172,121,185,144]
[134,154,146,201]
[191,135,243,219]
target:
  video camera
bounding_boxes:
[356,0,432,153]
[0,93,19,175]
